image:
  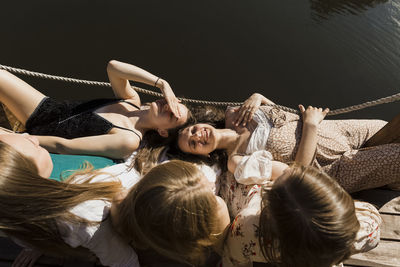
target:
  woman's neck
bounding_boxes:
[131,108,157,133]
[215,128,240,152]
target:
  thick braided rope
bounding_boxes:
[1,64,399,116]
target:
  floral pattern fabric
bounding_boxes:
[218,173,382,266]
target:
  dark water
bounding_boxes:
[1,0,399,120]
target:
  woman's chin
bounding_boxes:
[150,102,159,116]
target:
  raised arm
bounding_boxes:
[295,105,329,166]
[34,133,139,159]
[106,60,181,117]
[234,93,275,126]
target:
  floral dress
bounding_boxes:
[242,106,400,193]
[218,161,382,267]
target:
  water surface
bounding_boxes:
[1,0,399,120]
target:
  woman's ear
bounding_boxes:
[157,129,169,137]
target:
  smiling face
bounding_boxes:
[0,133,53,178]
[178,123,218,156]
[149,99,189,131]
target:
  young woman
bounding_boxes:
[0,133,141,266]
[113,160,231,266]
[177,93,400,192]
[219,164,381,267]
[0,60,191,159]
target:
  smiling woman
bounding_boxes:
[173,92,400,193]
[0,60,192,159]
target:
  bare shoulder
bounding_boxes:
[123,97,141,109]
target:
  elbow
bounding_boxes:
[113,136,138,159]
[53,140,71,155]
[107,60,120,73]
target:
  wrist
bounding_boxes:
[303,121,318,128]
[157,78,167,91]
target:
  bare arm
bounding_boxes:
[294,105,329,166]
[34,133,139,159]
[106,60,181,117]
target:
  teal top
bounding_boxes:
[49,153,116,181]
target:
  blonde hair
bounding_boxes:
[259,164,359,267]
[116,160,219,265]
[0,141,122,257]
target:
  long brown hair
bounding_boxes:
[259,164,359,267]
[0,141,122,257]
[116,160,219,265]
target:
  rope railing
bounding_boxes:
[1,64,399,116]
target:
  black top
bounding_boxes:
[25,97,142,141]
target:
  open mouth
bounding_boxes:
[200,128,209,145]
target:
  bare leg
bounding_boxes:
[0,70,46,125]
[363,113,400,147]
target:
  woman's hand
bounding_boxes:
[234,93,264,126]
[12,248,43,267]
[159,80,181,118]
[298,105,329,126]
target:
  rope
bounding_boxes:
[1,64,399,116]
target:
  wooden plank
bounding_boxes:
[380,196,400,215]
[381,214,400,241]
[344,240,400,267]
[363,113,400,147]
[352,189,400,211]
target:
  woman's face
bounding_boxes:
[149,99,188,130]
[199,174,230,235]
[178,124,218,156]
[0,133,53,178]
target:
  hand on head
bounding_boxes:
[161,81,182,119]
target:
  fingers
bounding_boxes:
[299,105,329,114]
[166,98,181,118]
[234,106,247,126]
[244,107,255,125]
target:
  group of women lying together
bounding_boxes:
[0,60,398,267]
